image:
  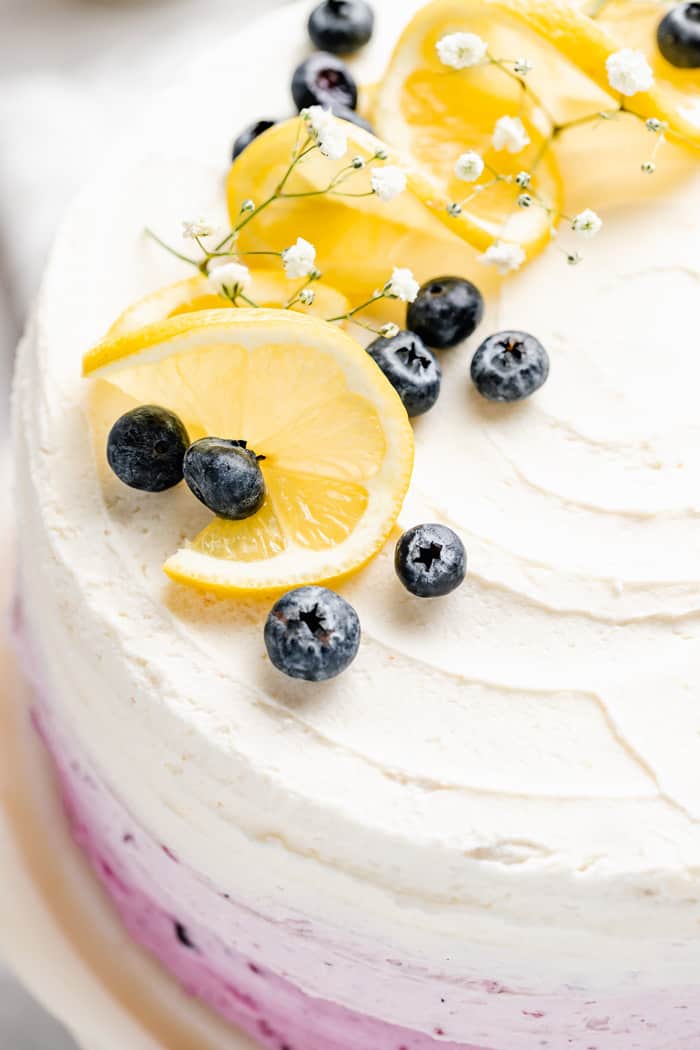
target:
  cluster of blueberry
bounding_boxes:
[106,406,466,681]
[233,0,376,162]
[366,278,549,416]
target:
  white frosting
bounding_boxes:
[12,0,700,1038]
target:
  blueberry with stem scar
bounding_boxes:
[264,586,360,681]
[366,329,441,417]
[291,52,358,112]
[107,405,189,492]
[407,277,484,350]
[470,330,549,402]
[183,438,265,520]
[395,523,466,598]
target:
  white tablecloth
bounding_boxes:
[0,0,286,1042]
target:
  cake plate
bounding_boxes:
[0,446,260,1049]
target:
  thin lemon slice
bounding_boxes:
[106,271,350,338]
[227,118,480,303]
[591,0,700,143]
[372,0,567,259]
[83,309,414,594]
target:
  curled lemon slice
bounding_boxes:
[227,118,479,303]
[372,0,566,260]
[83,309,414,595]
[106,271,350,338]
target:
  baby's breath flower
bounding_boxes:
[436,31,488,69]
[571,208,603,238]
[240,199,256,213]
[380,322,400,339]
[352,155,365,169]
[513,57,534,76]
[385,267,420,303]
[182,218,214,239]
[455,150,484,182]
[304,106,348,160]
[480,240,525,274]
[606,48,654,97]
[208,260,252,297]
[374,147,389,161]
[646,117,667,134]
[518,193,533,208]
[447,202,463,216]
[492,115,531,154]
[566,250,583,266]
[641,159,656,174]
[299,288,316,305]
[515,170,532,188]
[282,237,317,279]
[370,165,407,202]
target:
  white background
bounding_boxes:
[0,0,286,1042]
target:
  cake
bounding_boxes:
[11,0,700,1048]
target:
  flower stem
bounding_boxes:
[144,227,200,267]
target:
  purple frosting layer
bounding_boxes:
[32,702,487,1050]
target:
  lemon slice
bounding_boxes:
[590,0,700,144]
[106,271,350,338]
[227,118,480,303]
[372,0,567,259]
[84,309,414,595]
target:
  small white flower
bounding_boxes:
[480,240,525,275]
[514,57,534,76]
[436,31,488,69]
[240,199,256,213]
[518,193,533,208]
[370,165,407,202]
[492,115,531,154]
[566,250,583,266]
[447,201,463,216]
[641,159,656,174]
[385,267,420,303]
[282,237,317,279]
[455,150,484,182]
[571,208,603,238]
[606,48,654,97]
[374,147,389,161]
[515,170,532,188]
[182,218,214,239]
[208,261,252,297]
[646,117,667,134]
[299,288,316,305]
[380,322,400,339]
[352,155,365,169]
[304,106,347,160]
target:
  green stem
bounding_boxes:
[326,291,386,324]
[144,227,200,267]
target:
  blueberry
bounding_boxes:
[657,3,700,67]
[308,0,374,55]
[407,277,484,350]
[470,330,549,402]
[291,52,358,113]
[366,329,441,417]
[107,405,189,492]
[232,119,279,161]
[395,524,466,598]
[264,586,360,681]
[183,438,265,520]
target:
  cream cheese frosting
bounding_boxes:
[11,0,700,1043]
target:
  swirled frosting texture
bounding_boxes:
[11,0,700,1044]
